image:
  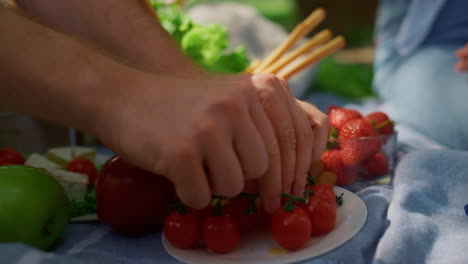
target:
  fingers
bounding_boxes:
[198,116,245,198]
[278,78,314,196]
[455,44,468,72]
[253,74,296,195]
[246,80,282,213]
[455,43,468,58]
[169,143,212,209]
[232,95,269,180]
[203,137,245,198]
[297,100,330,162]
[455,60,468,72]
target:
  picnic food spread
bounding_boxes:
[0,0,393,261]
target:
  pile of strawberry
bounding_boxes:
[163,181,342,254]
[320,106,396,186]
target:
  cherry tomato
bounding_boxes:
[67,157,98,186]
[202,215,240,254]
[306,183,336,203]
[0,147,25,166]
[163,210,201,249]
[225,197,260,233]
[304,184,337,236]
[271,206,311,251]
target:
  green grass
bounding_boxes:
[309,57,375,99]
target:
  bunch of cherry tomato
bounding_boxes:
[163,179,343,254]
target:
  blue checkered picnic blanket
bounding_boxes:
[2,149,468,264]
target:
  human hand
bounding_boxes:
[95,73,287,213]
[455,43,468,72]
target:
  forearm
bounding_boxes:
[0,7,143,136]
[15,0,204,75]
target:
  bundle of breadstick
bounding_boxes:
[245,8,346,80]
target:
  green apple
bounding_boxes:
[0,165,70,250]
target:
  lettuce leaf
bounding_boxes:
[150,0,250,73]
[69,188,96,218]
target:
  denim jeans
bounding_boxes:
[373,0,468,150]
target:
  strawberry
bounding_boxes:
[320,150,357,186]
[365,112,394,136]
[329,107,362,130]
[339,118,382,166]
[364,152,389,177]
[337,169,358,186]
[326,104,339,115]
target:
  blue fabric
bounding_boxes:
[394,0,446,56]
[373,0,468,150]
[2,150,468,264]
[423,0,468,47]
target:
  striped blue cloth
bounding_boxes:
[2,149,467,264]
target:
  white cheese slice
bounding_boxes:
[47,146,96,167]
[44,168,88,201]
[25,153,61,169]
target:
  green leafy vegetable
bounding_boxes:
[150,0,250,73]
[70,188,97,218]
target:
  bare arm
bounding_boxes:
[15,0,203,75]
[0,6,138,136]
[0,6,276,210]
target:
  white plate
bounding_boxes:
[162,186,367,264]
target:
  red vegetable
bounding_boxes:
[271,205,311,251]
[225,196,260,233]
[304,184,337,236]
[96,155,177,237]
[0,147,25,166]
[164,210,201,249]
[202,214,240,254]
[67,157,98,186]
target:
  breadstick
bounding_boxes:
[262,29,332,74]
[252,8,326,73]
[245,59,262,73]
[278,36,346,80]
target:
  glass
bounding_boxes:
[328,132,398,193]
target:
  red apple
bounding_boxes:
[96,155,177,237]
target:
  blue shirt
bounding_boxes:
[424,0,468,47]
[394,0,468,55]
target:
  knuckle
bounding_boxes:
[257,73,280,87]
